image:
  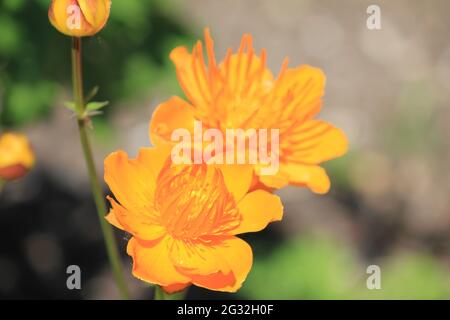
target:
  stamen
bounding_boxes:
[155,163,241,240]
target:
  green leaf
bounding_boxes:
[86,110,103,117]
[86,101,109,111]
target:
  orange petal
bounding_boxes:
[218,35,274,98]
[248,172,276,193]
[283,163,331,194]
[0,133,35,170]
[188,237,253,292]
[106,197,165,241]
[216,164,253,202]
[49,0,96,37]
[127,236,190,287]
[162,282,191,294]
[169,238,231,276]
[0,164,28,181]
[77,0,110,30]
[275,65,326,122]
[189,271,236,292]
[105,211,124,231]
[170,43,212,110]
[232,190,283,235]
[104,147,170,211]
[284,120,348,164]
[257,170,290,190]
[149,96,196,145]
[49,0,74,34]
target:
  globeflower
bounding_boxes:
[48,0,111,37]
[0,133,35,181]
[104,145,283,293]
[150,29,348,194]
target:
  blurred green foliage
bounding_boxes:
[357,253,450,299]
[0,0,194,127]
[241,235,358,299]
[241,234,450,300]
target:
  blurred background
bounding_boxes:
[1,0,449,299]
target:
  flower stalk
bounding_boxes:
[71,37,129,299]
[154,286,186,300]
[0,179,5,193]
[154,286,168,300]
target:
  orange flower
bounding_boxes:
[0,133,35,181]
[150,29,348,194]
[48,0,111,37]
[104,145,283,293]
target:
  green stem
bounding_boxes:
[0,179,5,193]
[154,286,167,300]
[71,37,129,300]
[154,286,187,300]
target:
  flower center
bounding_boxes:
[154,162,241,240]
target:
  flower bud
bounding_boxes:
[48,0,111,37]
[0,133,35,181]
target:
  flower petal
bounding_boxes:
[105,211,124,231]
[169,238,231,276]
[216,164,253,202]
[162,282,191,294]
[170,43,212,112]
[284,120,348,164]
[49,0,97,37]
[189,271,236,292]
[104,147,170,211]
[283,163,331,194]
[106,197,165,241]
[127,236,190,287]
[49,0,74,34]
[149,96,196,145]
[188,237,253,292]
[0,133,35,169]
[257,170,290,189]
[169,237,252,292]
[77,0,110,29]
[218,41,274,98]
[0,164,28,181]
[276,65,326,122]
[232,190,283,235]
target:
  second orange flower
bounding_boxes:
[150,29,348,194]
